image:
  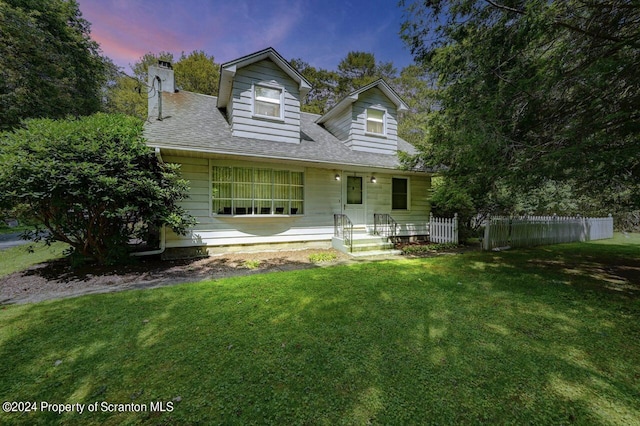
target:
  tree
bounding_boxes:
[102,71,149,119]
[400,0,640,212]
[174,50,220,96]
[336,51,397,97]
[393,64,438,148]
[0,0,111,130]
[291,52,399,114]
[0,113,196,265]
[290,58,339,114]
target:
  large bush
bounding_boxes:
[0,113,195,265]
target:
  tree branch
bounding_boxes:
[484,0,524,15]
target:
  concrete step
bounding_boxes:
[332,234,399,256]
[349,249,403,257]
[351,242,395,252]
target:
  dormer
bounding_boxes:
[316,79,408,155]
[217,48,312,144]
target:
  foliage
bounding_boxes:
[400,242,459,254]
[242,259,261,270]
[429,178,479,239]
[101,72,149,119]
[292,51,399,114]
[173,50,220,96]
[1,236,639,424]
[400,0,640,211]
[393,64,437,148]
[0,0,112,130]
[336,51,397,95]
[289,58,339,114]
[308,251,338,263]
[0,113,196,265]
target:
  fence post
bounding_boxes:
[453,213,459,244]
[429,212,433,243]
[483,216,490,250]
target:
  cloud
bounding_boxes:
[78,0,412,73]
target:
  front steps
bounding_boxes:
[331,229,401,257]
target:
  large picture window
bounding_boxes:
[392,177,408,210]
[212,166,303,215]
[254,85,283,119]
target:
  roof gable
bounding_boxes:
[217,47,312,109]
[315,79,408,125]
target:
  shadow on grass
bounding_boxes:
[462,241,640,299]
[1,240,639,424]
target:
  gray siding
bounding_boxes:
[162,154,432,248]
[230,59,301,144]
[323,105,352,144]
[364,174,431,236]
[351,88,398,155]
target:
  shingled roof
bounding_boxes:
[144,90,420,170]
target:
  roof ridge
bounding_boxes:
[170,90,218,100]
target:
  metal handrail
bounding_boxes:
[334,214,353,252]
[373,213,398,238]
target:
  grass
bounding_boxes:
[0,224,34,235]
[0,242,68,277]
[1,235,639,424]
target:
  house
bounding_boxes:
[144,47,432,257]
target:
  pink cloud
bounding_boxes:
[80,0,199,70]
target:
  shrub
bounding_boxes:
[0,113,196,265]
[401,243,459,255]
[308,252,338,263]
[243,259,262,269]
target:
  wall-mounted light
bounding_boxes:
[335,174,341,181]
[370,176,377,183]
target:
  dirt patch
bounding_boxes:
[0,249,354,305]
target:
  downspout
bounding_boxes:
[130,225,165,257]
[131,147,166,257]
[156,76,163,121]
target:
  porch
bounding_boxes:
[331,213,458,256]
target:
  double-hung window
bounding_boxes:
[366,108,385,135]
[212,166,304,215]
[254,85,283,119]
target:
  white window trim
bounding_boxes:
[210,163,304,217]
[391,176,410,211]
[365,107,387,137]
[252,83,284,121]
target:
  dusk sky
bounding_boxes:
[77,0,417,75]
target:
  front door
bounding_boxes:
[344,174,366,226]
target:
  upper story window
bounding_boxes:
[254,85,283,119]
[366,108,386,135]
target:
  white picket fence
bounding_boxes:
[482,214,613,250]
[429,213,458,244]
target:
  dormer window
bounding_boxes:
[366,108,386,135]
[254,85,283,119]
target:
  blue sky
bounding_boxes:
[77,0,416,73]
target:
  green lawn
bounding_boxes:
[0,242,68,277]
[1,235,639,425]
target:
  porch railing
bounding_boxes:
[334,214,353,252]
[373,213,398,239]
